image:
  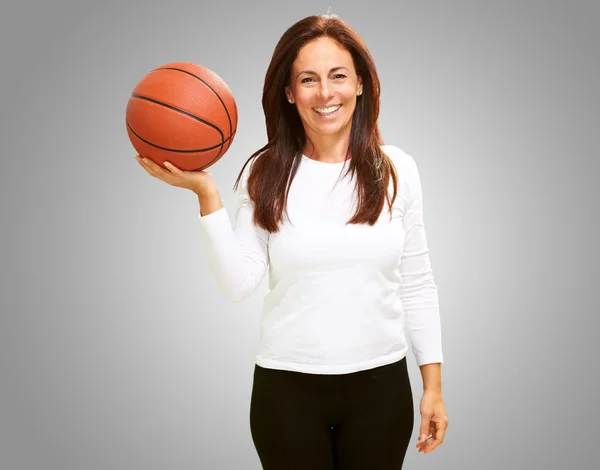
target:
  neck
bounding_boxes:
[303,129,351,163]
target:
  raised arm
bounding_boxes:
[198,161,270,302]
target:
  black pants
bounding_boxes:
[250,357,414,470]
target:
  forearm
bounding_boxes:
[419,362,442,393]
[196,187,269,303]
[197,189,223,216]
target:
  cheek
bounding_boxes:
[295,92,313,108]
[343,96,357,114]
[343,89,358,103]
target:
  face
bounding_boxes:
[285,36,363,141]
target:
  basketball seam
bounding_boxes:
[156,66,234,138]
[130,94,225,142]
[126,121,234,153]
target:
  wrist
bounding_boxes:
[194,186,219,198]
[196,188,223,217]
[419,362,442,394]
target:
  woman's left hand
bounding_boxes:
[416,390,448,454]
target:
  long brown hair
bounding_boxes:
[233,15,398,233]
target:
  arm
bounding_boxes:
[197,188,224,217]
[420,363,442,393]
[197,161,269,302]
[397,153,444,381]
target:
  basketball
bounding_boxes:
[126,62,238,171]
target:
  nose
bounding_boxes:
[318,82,333,100]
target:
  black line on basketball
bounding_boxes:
[126,121,233,153]
[155,66,233,138]
[196,129,238,170]
[130,94,225,143]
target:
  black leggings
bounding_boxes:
[249,357,414,470]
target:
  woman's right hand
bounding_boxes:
[135,155,219,196]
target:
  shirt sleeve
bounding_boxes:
[397,152,444,366]
[197,160,270,302]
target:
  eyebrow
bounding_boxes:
[296,66,349,78]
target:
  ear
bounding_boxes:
[285,85,293,101]
[357,76,363,94]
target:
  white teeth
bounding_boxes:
[314,105,341,114]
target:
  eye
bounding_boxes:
[333,74,347,80]
[301,77,314,83]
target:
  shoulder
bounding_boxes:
[381,145,417,173]
[381,144,421,188]
[380,145,424,211]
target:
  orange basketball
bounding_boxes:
[126,62,238,171]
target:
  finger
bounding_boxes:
[138,157,173,182]
[435,426,446,444]
[418,416,432,443]
[416,433,435,452]
[163,161,183,174]
[163,162,192,187]
[416,435,432,453]
[140,156,167,174]
[422,439,438,453]
[423,432,444,453]
[138,159,163,180]
[422,423,446,453]
[147,159,182,182]
[416,416,438,452]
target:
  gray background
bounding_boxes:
[1,0,599,469]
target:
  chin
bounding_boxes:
[315,121,350,135]
[320,128,345,136]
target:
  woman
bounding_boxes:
[136,13,448,470]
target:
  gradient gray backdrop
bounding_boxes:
[1,0,599,469]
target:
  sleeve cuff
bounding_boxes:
[198,207,233,242]
[415,354,444,367]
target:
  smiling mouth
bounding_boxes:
[313,104,342,116]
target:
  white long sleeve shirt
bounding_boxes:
[198,144,443,374]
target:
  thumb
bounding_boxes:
[419,415,431,441]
